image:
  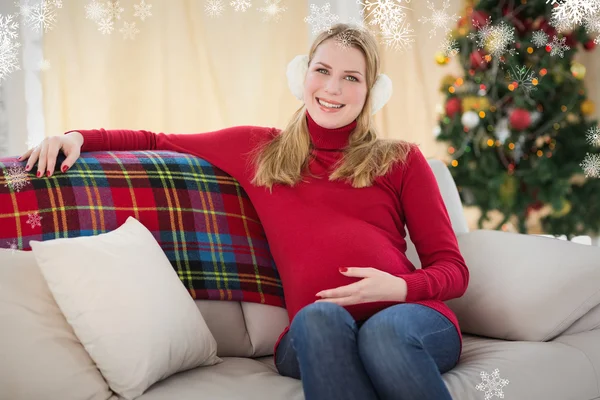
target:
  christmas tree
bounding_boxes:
[435,0,600,239]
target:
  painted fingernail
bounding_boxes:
[25,165,30,171]
[36,171,41,177]
[339,267,348,272]
[61,165,68,173]
[46,170,51,177]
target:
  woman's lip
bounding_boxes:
[317,97,345,106]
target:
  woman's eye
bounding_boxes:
[317,69,358,82]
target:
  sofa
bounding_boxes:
[1,149,600,400]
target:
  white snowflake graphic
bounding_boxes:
[105,1,125,20]
[334,30,354,50]
[304,3,340,35]
[133,0,152,21]
[0,13,19,40]
[7,239,18,254]
[381,17,415,53]
[548,35,570,57]
[468,17,517,60]
[586,126,600,147]
[85,0,108,21]
[507,65,537,95]
[26,211,42,229]
[475,368,509,400]
[3,163,30,192]
[98,17,114,34]
[357,0,411,36]
[257,0,287,22]
[205,0,225,18]
[418,0,459,38]
[440,35,459,57]
[119,21,139,39]
[52,0,63,8]
[581,153,600,178]
[0,14,21,83]
[531,30,549,47]
[38,58,51,71]
[25,0,58,33]
[14,0,35,19]
[230,0,252,12]
[551,0,599,26]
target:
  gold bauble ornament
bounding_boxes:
[435,51,449,65]
[570,62,586,80]
[441,74,457,90]
[462,95,491,112]
[458,26,468,36]
[566,113,579,123]
[581,99,595,116]
[550,199,572,217]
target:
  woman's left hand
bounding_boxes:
[315,267,407,306]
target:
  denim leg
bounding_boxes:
[278,302,379,400]
[357,303,461,400]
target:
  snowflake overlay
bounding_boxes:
[0,13,21,83]
[3,164,30,192]
[120,21,139,39]
[551,0,599,27]
[440,36,459,57]
[507,65,537,95]
[381,17,415,52]
[134,0,152,21]
[7,239,18,254]
[27,211,42,229]
[304,3,340,35]
[38,58,51,71]
[475,368,510,400]
[357,0,411,36]
[231,0,252,12]
[105,1,125,20]
[468,17,517,60]
[335,31,354,50]
[257,0,287,22]
[586,125,600,147]
[418,0,459,38]
[531,30,549,47]
[16,0,60,33]
[205,0,225,18]
[581,153,600,178]
[548,35,570,57]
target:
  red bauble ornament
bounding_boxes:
[470,49,488,70]
[539,19,557,39]
[445,97,462,118]
[584,39,596,51]
[509,108,531,130]
[564,32,577,47]
[471,10,490,28]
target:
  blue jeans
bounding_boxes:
[275,302,460,400]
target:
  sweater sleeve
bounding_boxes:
[64,126,273,180]
[395,146,469,303]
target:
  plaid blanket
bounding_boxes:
[0,150,284,308]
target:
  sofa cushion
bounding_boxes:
[0,249,116,400]
[446,230,600,341]
[29,216,223,400]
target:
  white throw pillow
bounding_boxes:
[29,216,223,400]
[446,230,600,342]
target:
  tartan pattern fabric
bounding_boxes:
[0,150,284,308]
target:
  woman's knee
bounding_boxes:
[289,302,355,335]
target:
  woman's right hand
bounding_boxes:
[18,131,84,178]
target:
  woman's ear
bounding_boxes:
[286,55,309,101]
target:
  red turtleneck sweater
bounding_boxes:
[67,112,469,358]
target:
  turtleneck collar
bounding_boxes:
[306,110,357,151]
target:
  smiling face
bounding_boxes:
[303,39,369,129]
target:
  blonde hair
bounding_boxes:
[250,23,414,193]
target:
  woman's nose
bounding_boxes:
[325,81,341,95]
